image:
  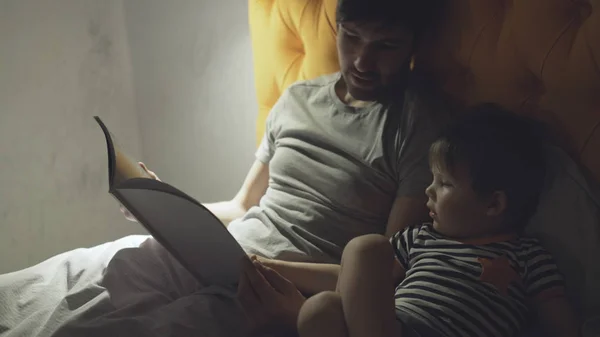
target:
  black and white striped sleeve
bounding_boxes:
[522,243,565,302]
[390,225,420,270]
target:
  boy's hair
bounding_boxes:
[429,103,547,230]
[335,0,445,48]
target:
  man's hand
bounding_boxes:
[246,255,342,296]
[237,256,306,336]
[247,255,277,269]
[120,162,160,222]
[138,162,160,181]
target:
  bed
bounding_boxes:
[1,0,599,336]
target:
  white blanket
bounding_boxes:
[0,236,244,337]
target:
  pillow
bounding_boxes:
[525,146,600,332]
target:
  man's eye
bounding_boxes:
[376,41,409,50]
[345,32,359,40]
[380,43,400,49]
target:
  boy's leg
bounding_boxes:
[297,291,348,337]
[337,234,403,337]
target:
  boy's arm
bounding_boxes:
[523,244,579,337]
[536,296,580,337]
[257,256,406,296]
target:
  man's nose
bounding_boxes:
[353,46,376,73]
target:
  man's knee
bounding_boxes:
[298,291,343,331]
[344,234,393,260]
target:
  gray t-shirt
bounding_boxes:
[227,72,441,264]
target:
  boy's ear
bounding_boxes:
[486,191,507,217]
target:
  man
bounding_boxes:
[54,0,446,336]
[231,0,446,334]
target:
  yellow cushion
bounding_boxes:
[248,0,339,144]
[248,0,600,181]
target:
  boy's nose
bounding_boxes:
[425,184,435,200]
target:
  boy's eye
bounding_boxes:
[440,181,452,187]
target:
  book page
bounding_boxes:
[114,180,246,287]
[113,147,151,186]
[95,116,245,286]
[94,116,151,188]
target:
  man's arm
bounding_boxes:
[384,195,429,238]
[204,159,269,226]
[121,160,269,225]
[536,296,580,337]
[253,196,422,295]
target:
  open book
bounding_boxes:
[94,116,247,287]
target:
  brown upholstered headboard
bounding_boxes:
[249,0,600,182]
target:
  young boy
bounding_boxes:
[243,104,580,337]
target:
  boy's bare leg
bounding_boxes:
[336,234,403,337]
[298,291,348,337]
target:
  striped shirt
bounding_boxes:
[391,224,565,337]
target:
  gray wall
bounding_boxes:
[0,0,143,273]
[123,0,257,202]
[0,0,257,273]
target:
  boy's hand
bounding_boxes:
[237,257,306,335]
[536,296,580,337]
[120,162,161,221]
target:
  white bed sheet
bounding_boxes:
[0,235,244,337]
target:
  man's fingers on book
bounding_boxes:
[119,205,137,222]
[138,162,160,181]
[255,263,294,294]
[243,259,275,298]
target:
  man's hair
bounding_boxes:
[336,0,445,47]
[429,103,547,230]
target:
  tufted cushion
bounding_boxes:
[248,0,600,182]
[248,0,338,143]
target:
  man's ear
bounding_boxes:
[486,191,507,217]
